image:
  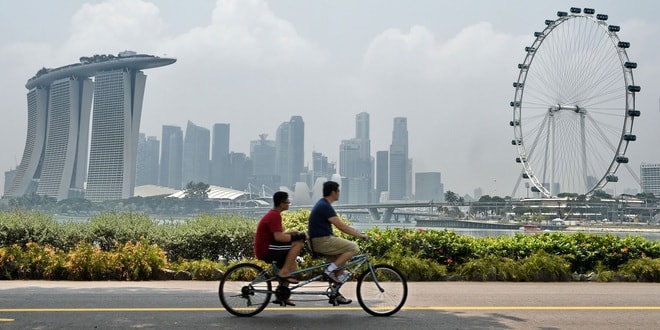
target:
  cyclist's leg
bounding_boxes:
[280,240,303,277]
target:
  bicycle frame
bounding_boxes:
[219,250,408,316]
[254,253,374,297]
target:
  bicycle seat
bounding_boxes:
[306,239,329,259]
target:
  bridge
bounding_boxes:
[214,201,452,223]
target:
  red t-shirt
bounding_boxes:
[254,209,283,260]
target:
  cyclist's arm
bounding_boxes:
[274,231,306,242]
[329,216,368,240]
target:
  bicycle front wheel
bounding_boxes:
[356,264,408,316]
[219,263,272,317]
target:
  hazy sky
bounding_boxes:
[1,0,659,198]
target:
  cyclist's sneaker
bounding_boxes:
[329,293,352,305]
[324,270,350,283]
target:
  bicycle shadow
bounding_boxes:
[215,309,518,329]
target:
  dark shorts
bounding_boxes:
[263,242,291,268]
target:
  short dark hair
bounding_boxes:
[273,191,289,207]
[323,181,339,197]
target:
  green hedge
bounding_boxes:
[2,210,660,281]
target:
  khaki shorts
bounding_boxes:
[310,236,359,258]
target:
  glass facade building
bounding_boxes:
[389,117,408,200]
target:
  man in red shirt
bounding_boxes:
[254,191,307,289]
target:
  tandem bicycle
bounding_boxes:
[218,249,408,317]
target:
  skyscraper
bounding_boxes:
[228,152,249,191]
[159,125,183,189]
[211,123,230,187]
[250,134,278,191]
[4,51,175,201]
[640,163,660,196]
[415,172,443,201]
[182,121,210,186]
[376,150,388,201]
[389,117,408,200]
[289,116,305,188]
[34,77,93,200]
[136,133,160,186]
[312,151,335,182]
[275,116,304,189]
[275,121,291,187]
[339,113,372,204]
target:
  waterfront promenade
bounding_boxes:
[1,281,658,329]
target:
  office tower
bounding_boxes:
[338,113,372,204]
[5,52,176,201]
[159,125,183,189]
[136,133,160,186]
[275,116,304,189]
[275,121,291,187]
[312,151,335,182]
[376,150,388,201]
[228,152,248,190]
[211,123,230,187]
[4,169,16,194]
[640,163,660,196]
[389,117,408,200]
[250,134,279,191]
[407,158,413,199]
[415,172,443,201]
[182,121,210,186]
[289,116,305,188]
[474,187,483,201]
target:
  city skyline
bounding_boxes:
[2,1,659,197]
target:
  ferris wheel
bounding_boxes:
[510,7,640,197]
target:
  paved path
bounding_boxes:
[1,281,659,329]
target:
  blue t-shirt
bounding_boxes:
[307,198,336,238]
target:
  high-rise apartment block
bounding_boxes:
[4,51,175,201]
[640,163,660,196]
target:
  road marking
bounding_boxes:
[0,318,15,322]
[1,306,659,312]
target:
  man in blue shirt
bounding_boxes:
[308,181,369,305]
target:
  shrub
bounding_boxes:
[66,242,116,280]
[115,239,167,280]
[87,212,158,251]
[518,250,572,282]
[171,259,225,280]
[0,211,63,248]
[618,257,660,282]
[458,255,518,281]
[161,214,255,262]
[364,242,445,281]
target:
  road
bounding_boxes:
[1,281,659,329]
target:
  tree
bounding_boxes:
[184,182,210,200]
[445,191,459,203]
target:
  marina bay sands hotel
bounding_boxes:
[3,51,175,202]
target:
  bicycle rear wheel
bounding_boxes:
[356,264,408,316]
[219,263,272,317]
